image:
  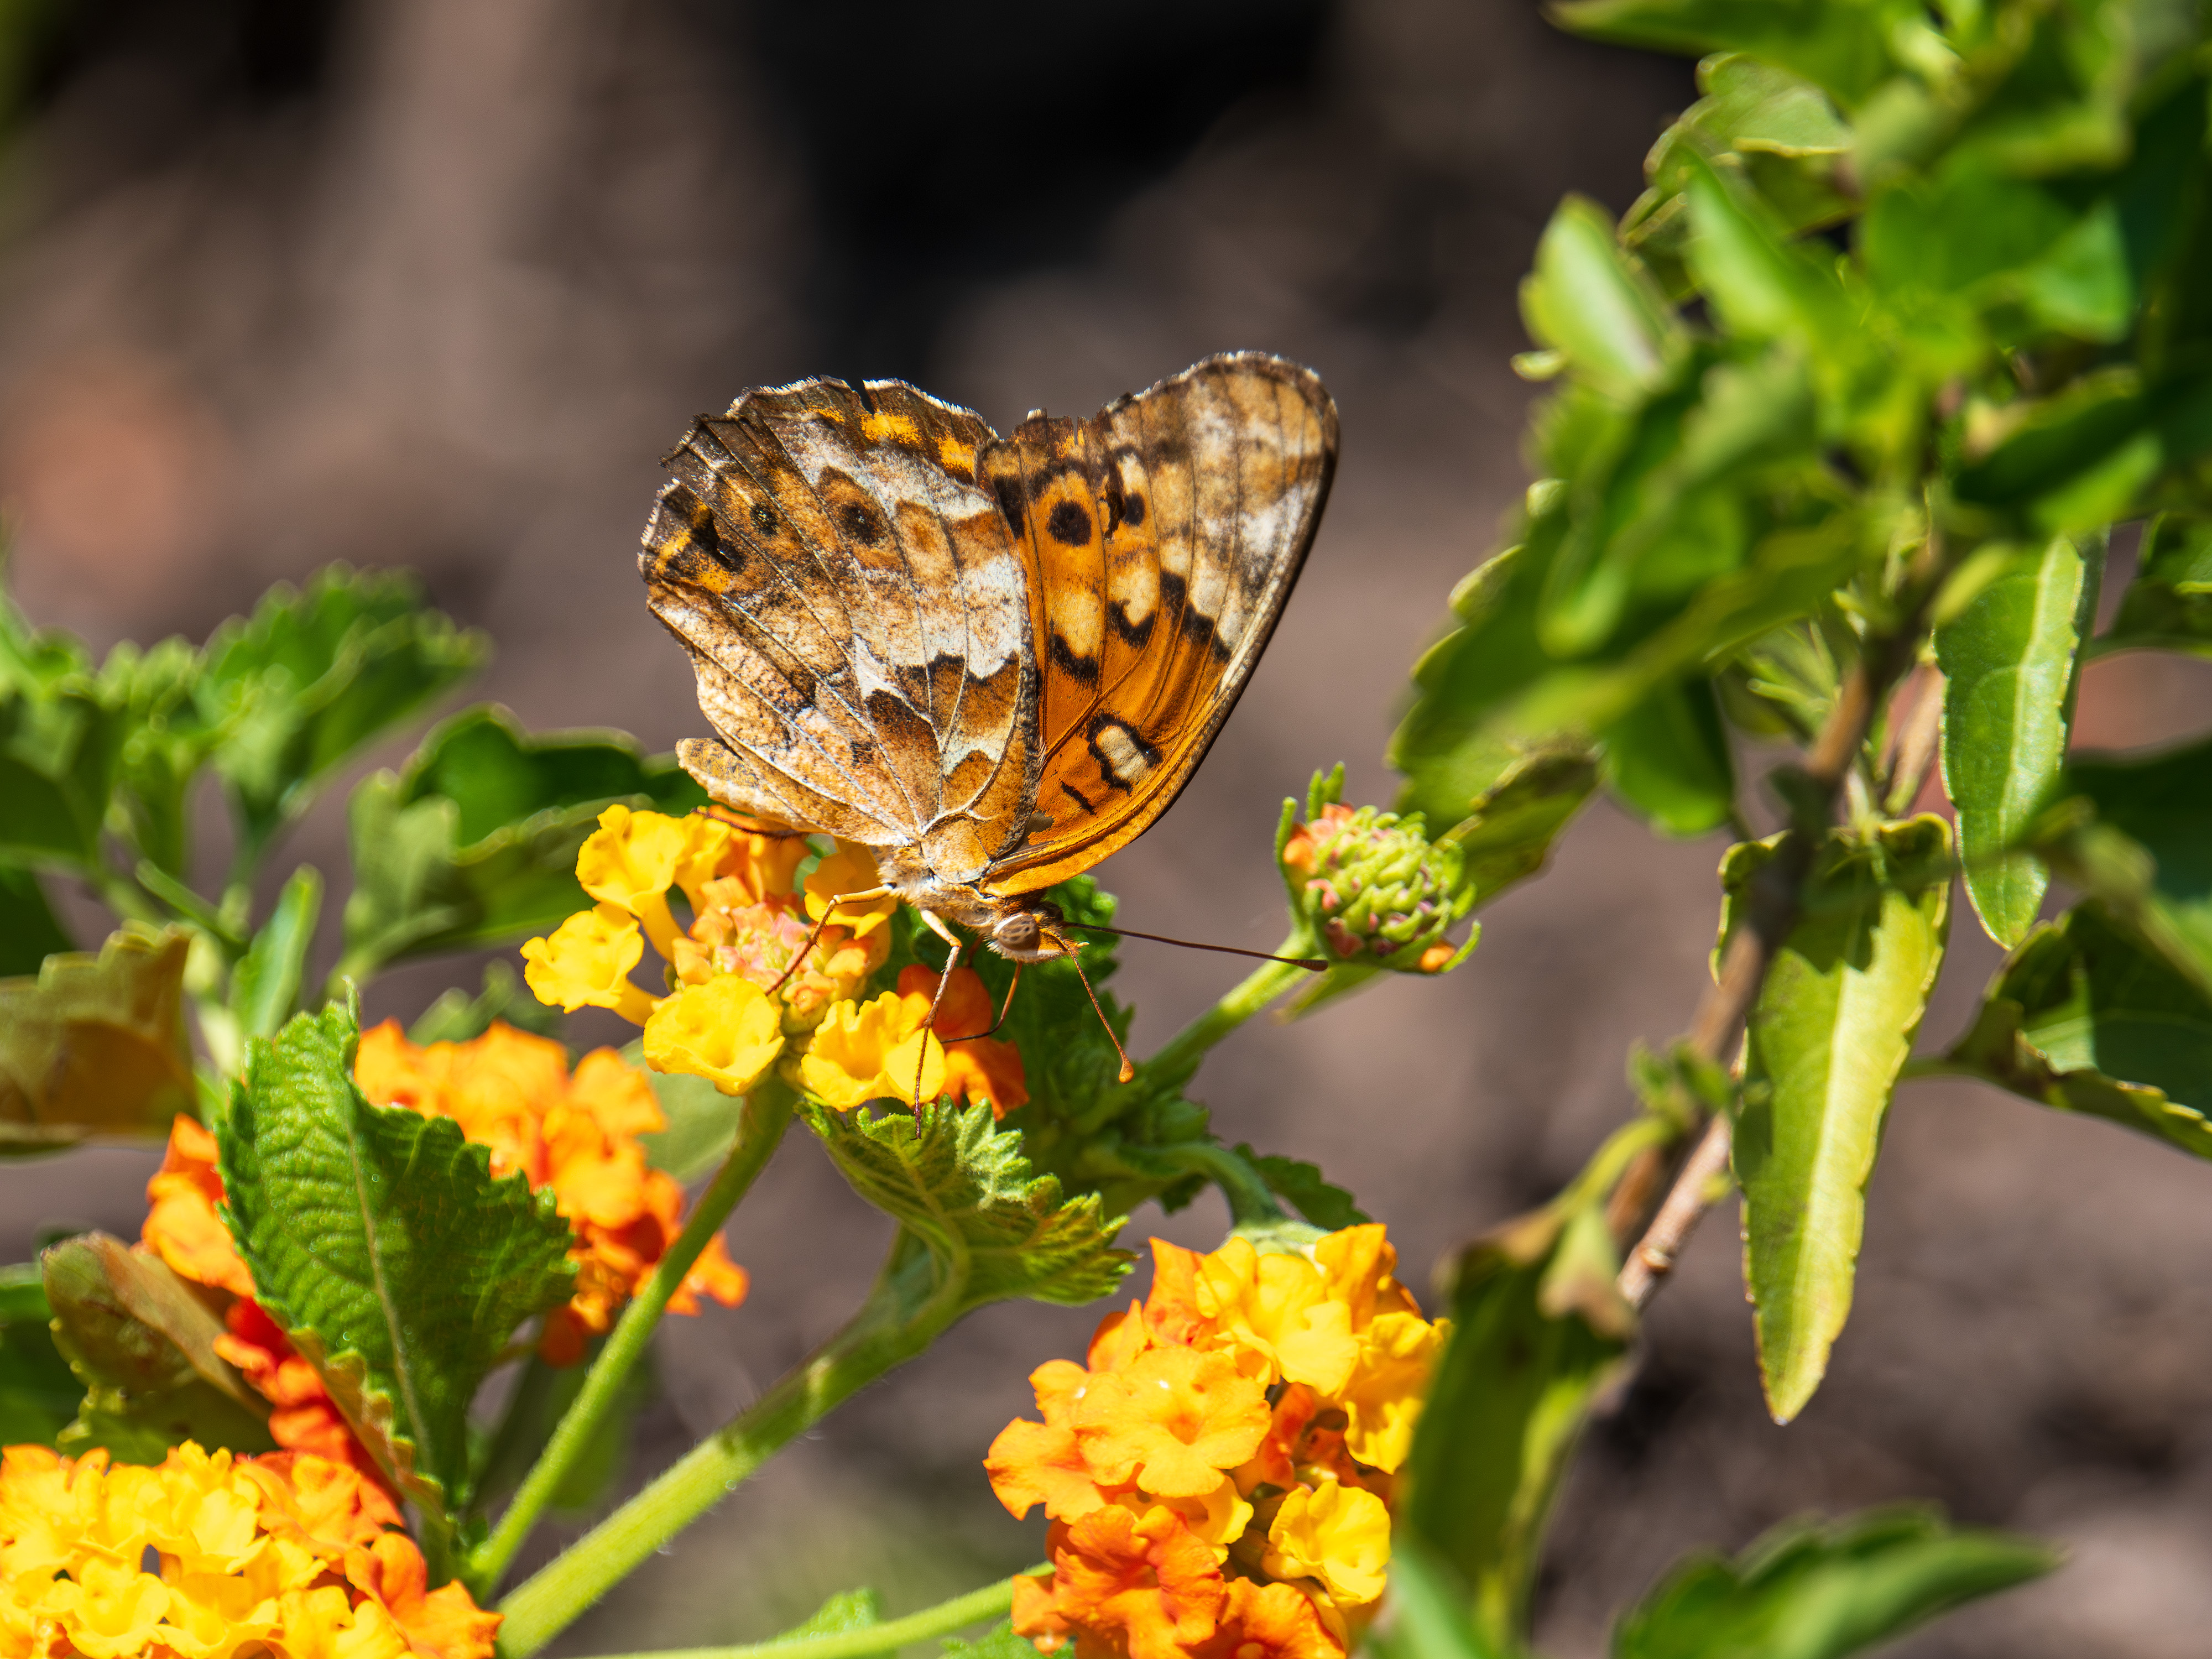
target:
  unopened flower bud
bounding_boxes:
[1277,767,1474,974]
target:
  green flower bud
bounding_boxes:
[1276,767,1475,974]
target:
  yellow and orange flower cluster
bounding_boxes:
[521,807,1026,1115]
[142,1026,748,1479]
[987,1225,1447,1659]
[0,1441,497,1659]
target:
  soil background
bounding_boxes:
[2,3,2209,1655]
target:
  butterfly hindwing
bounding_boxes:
[977,352,1338,895]
[642,377,1040,865]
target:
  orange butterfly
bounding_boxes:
[639,352,1337,1060]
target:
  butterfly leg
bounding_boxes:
[765,885,893,998]
[911,937,964,1124]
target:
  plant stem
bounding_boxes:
[494,1239,964,1658]
[468,1080,797,1599]
[1157,1140,1289,1225]
[559,1567,1046,1659]
[1139,947,1313,1090]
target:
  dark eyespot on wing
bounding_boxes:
[751,501,779,537]
[1122,492,1146,528]
[1047,499,1092,546]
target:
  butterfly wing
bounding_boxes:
[641,376,1040,872]
[977,351,1338,896]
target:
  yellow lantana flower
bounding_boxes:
[797,990,946,1108]
[804,842,898,937]
[520,904,655,1022]
[644,976,786,1095]
[1262,1480,1391,1606]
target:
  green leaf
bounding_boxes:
[939,1621,1039,1659]
[229,867,325,1041]
[0,1262,80,1447]
[1520,197,1682,404]
[1946,903,2212,1160]
[0,862,71,976]
[0,927,195,1154]
[1726,818,1952,1422]
[2027,732,2212,993]
[100,636,223,878]
[1369,1538,1508,1659]
[340,703,707,977]
[1936,532,2100,947]
[1232,1144,1369,1229]
[1602,676,1738,837]
[781,1589,885,1640]
[1442,746,1603,906]
[217,1003,576,1514]
[41,1232,273,1462]
[407,960,562,1047]
[1403,1199,1634,1653]
[1550,0,1914,108]
[2098,511,2212,658]
[624,1037,748,1182]
[0,601,129,872]
[806,1099,1132,1317]
[1682,151,1845,348]
[200,565,488,859]
[1613,1506,2055,1659]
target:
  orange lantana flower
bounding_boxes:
[992,1226,1448,1659]
[894,966,1028,1118]
[0,1442,496,1659]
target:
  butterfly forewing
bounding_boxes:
[642,351,1335,910]
[977,353,1338,895]
[643,377,1040,860]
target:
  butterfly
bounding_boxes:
[638,350,1338,1009]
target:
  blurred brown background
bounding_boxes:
[2,2,2209,1655]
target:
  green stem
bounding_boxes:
[1154,1140,1288,1226]
[494,1235,964,1658]
[560,1568,1046,1659]
[1133,947,1312,1095]
[469,1080,797,1597]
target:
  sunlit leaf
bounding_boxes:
[1602,676,1738,837]
[1936,532,2100,947]
[1725,818,1952,1422]
[1551,0,1914,108]
[229,867,324,1042]
[218,1003,576,1515]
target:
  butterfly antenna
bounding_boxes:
[765,885,891,999]
[1061,940,1136,1084]
[1056,922,1326,972]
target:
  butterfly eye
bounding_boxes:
[750,501,778,538]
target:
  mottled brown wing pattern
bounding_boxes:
[640,377,1041,877]
[975,353,1338,896]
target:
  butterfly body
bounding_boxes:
[640,351,1338,960]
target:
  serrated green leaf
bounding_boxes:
[781,1589,885,1641]
[99,635,223,878]
[1404,1201,1633,1653]
[1936,532,2100,947]
[0,863,71,976]
[0,927,194,1154]
[218,1003,576,1512]
[1947,903,2212,1160]
[0,1263,80,1447]
[1602,676,1738,837]
[200,565,488,858]
[1725,818,1952,1423]
[1613,1506,2054,1659]
[1233,1144,1369,1229]
[42,1232,273,1462]
[0,603,129,872]
[2027,732,2212,993]
[807,1099,1131,1315]
[340,703,707,977]
[229,867,324,1041]
[940,1620,1041,1659]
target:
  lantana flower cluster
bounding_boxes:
[0,1441,497,1659]
[987,1225,1447,1659]
[142,1025,747,1479]
[521,806,1026,1115]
